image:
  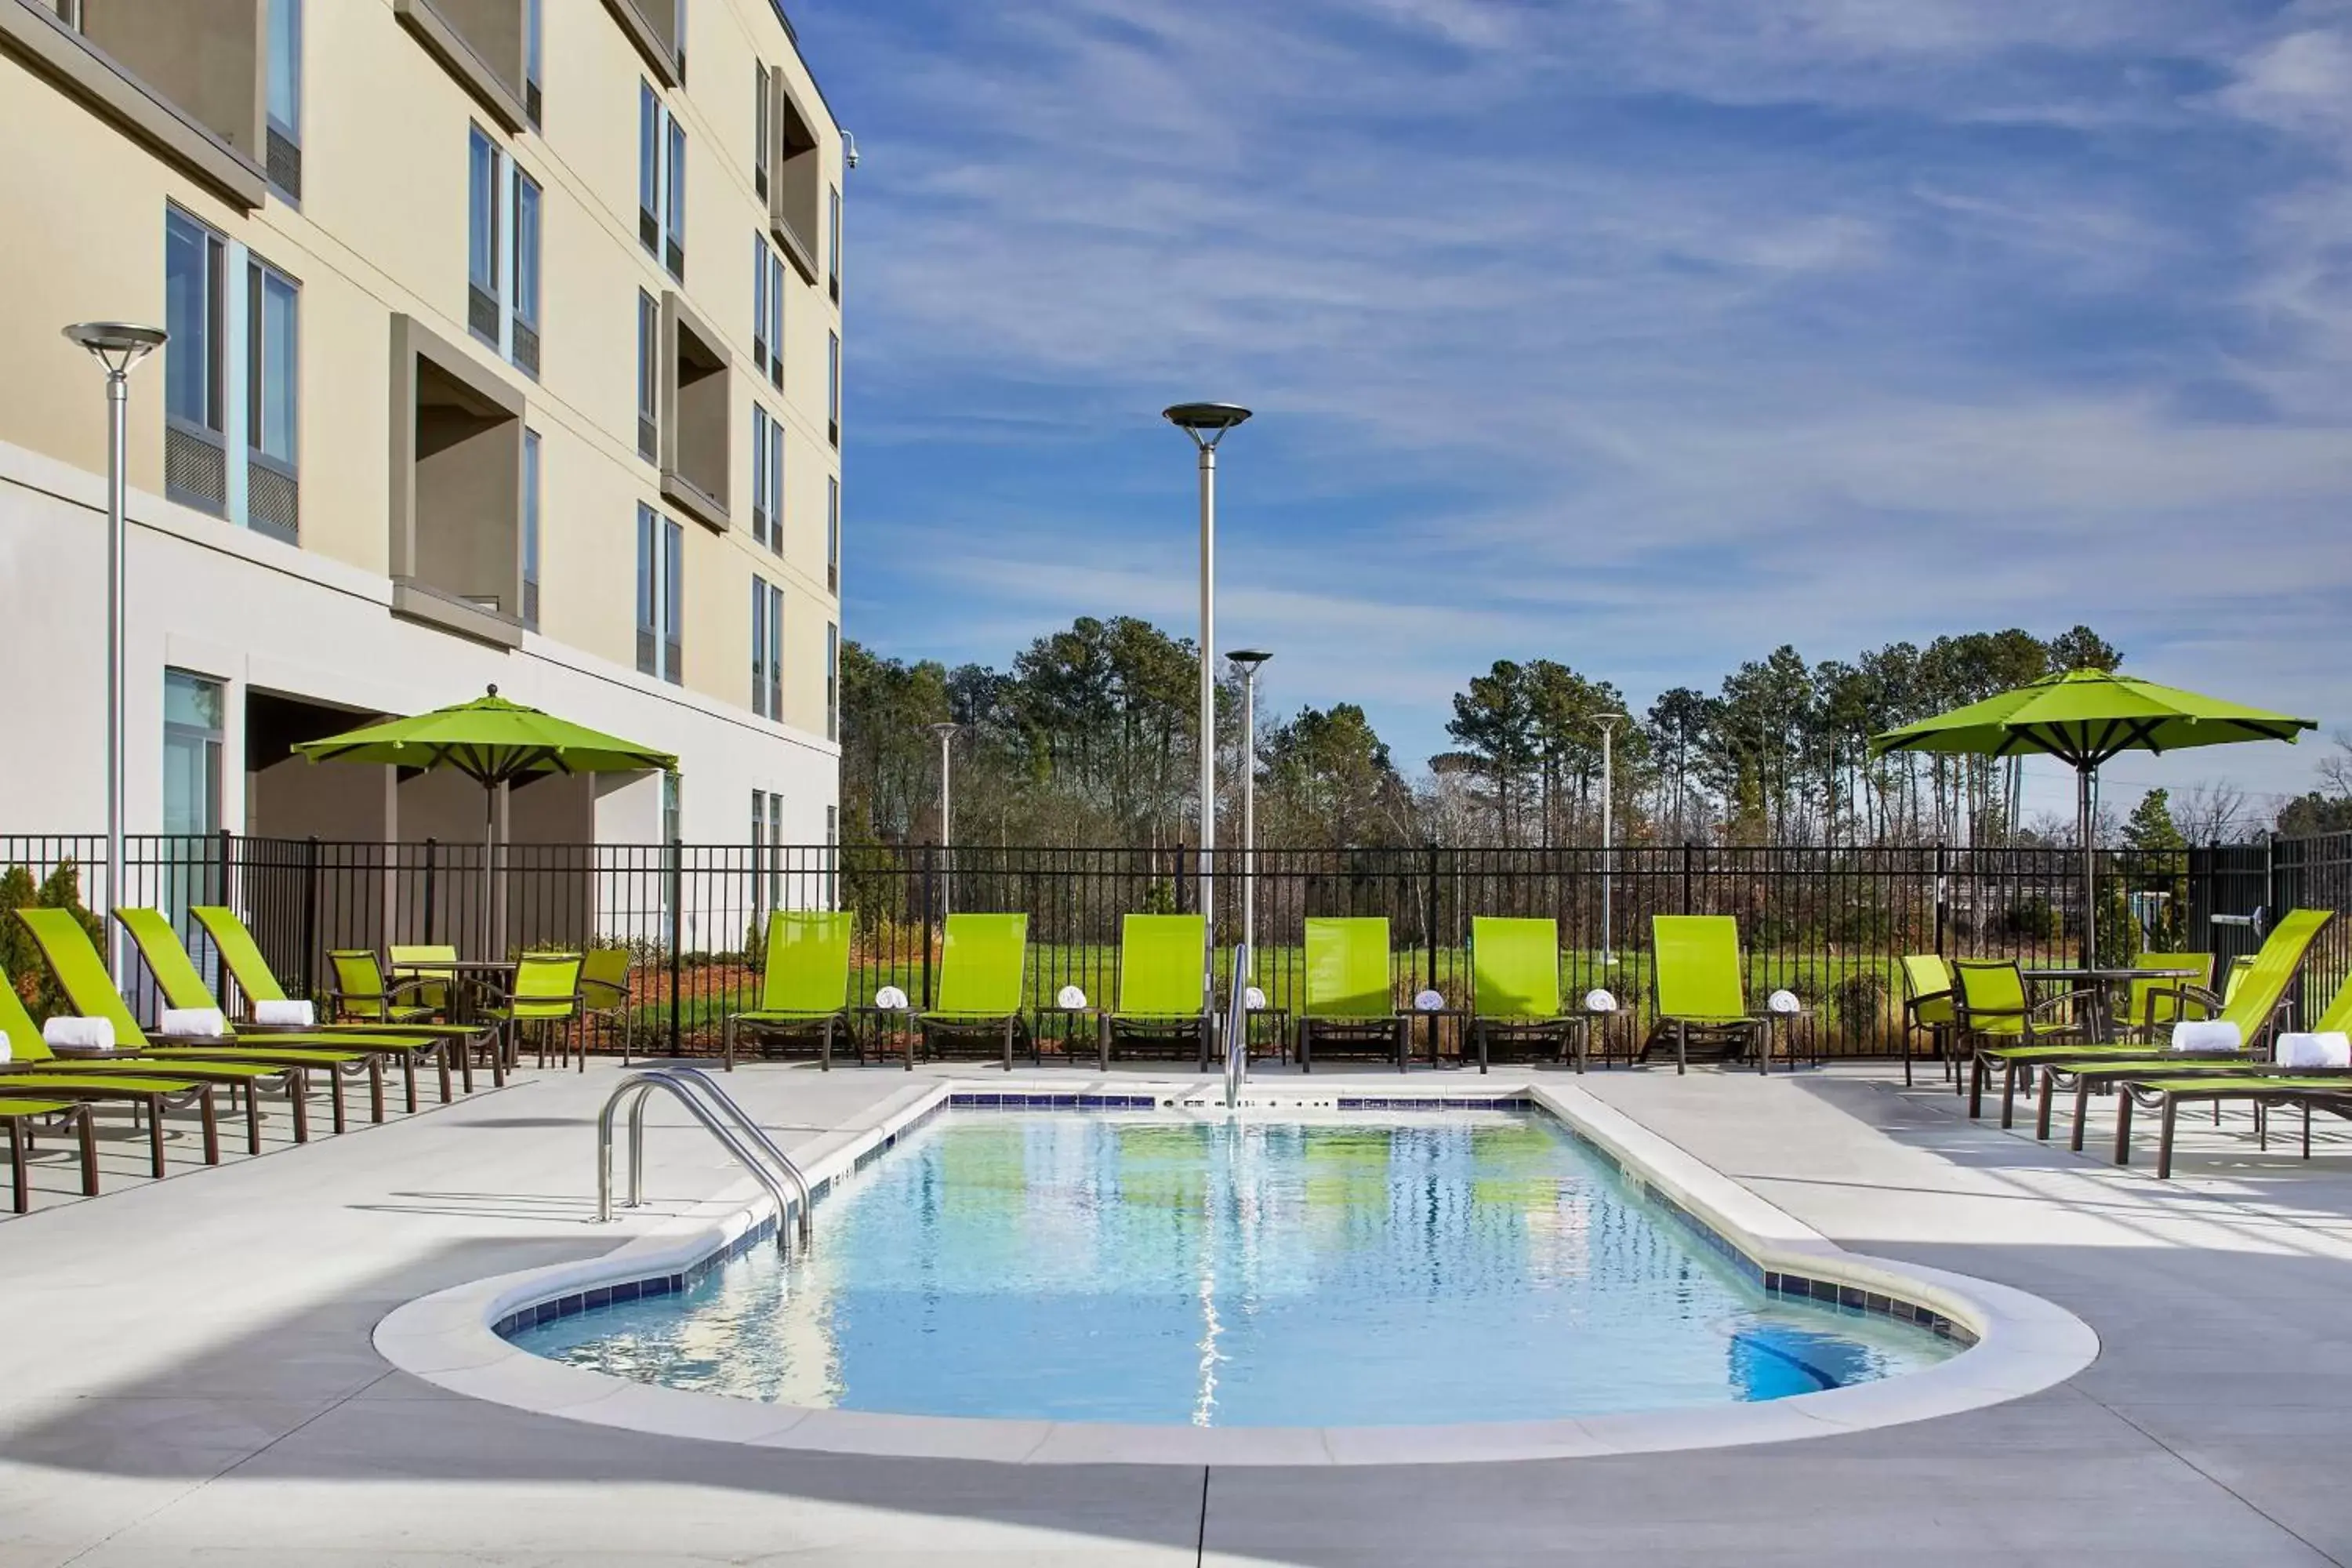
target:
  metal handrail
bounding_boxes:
[595,1069,811,1251]
[637,1065,814,1248]
[1224,942,1251,1109]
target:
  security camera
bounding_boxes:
[844,131,860,170]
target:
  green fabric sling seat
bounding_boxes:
[1100,915,1211,1071]
[328,949,443,1027]
[0,1094,96,1213]
[1467,917,1581,1074]
[724,912,853,1070]
[2122,951,2216,1040]
[1644,916,1767,1076]
[117,907,456,1116]
[1974,909,2334,1132]
[477,953,586,1072]
[388,945,461,1019]
[915,915,1031,1071]
[1900,955,1956,1089]
[1296,918,1406,1074]
[0,974,232,1172]
[580,947,635,1063]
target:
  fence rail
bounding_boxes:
[2,831,2347,1062]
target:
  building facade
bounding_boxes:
[0,0,845,853]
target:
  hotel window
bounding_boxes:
[826,475,839,593]
[828,183,841,303]
[754,234,788,383]
[753,60,771,201]
[635,290,659,460]
[662,771,681,844]
[266,0,303,200]
[512,168,542,377]
[162,670,224,837]
[752,234,769,379]
[750,575,782,719]
[524,0,544,126]
[245,259,300,543]
[748,405,783,553]
[521,428,541,630]
[826,330,840,446]
[636,503,683,684]
[164,208,227,515]
[826,621,838,741]
[467,126,502,347]
[640,85,686,279]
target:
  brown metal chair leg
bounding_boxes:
[76,1108,98,1196]
[10,1120,27,1214]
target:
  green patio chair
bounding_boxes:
[115,907,448,1117]
[479,952,586,1072]
[1102,914,1210,1070]
[1644,916,1766,1075]
[1952,959,2097,1124]
[1296,917,1406,1073]
[1900,955,1955,1090]
[1467,917,1579,1074]
[2121,951,2215,1041]
[325,949,441,1028]
[389,944,461,1019]
[916,914,1031,1071]
[581,946,636,1063]
[724,912,851,1070]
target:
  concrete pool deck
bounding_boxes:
[5,1058,2352,1563]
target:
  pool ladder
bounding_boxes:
[597,1065,814,1253]
[1223,942,1251,1110]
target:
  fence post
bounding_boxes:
[666,838,684,1054]
[212,827,234,1007]
[920,842,937,1009]
[1174,844,1189,916]
[1426,844,1441,994]
[1681,842,1693,915]
[2265,831,2279,934]
[1933,843,1948,956]
[300,836,321,999]
[422,837,438,942]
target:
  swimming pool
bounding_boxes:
[509,1107,1962,1427]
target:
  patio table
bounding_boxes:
[2021,965,2201,1044]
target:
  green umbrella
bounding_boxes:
[1871,668,2314,964]
[295,686,677,949]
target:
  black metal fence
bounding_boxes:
[18,830,2348,1061]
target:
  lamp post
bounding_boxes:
[64,321,166,987]
[1162,402,1251,940]
[1596,711,1626,969]
[927,722,960,915]
[1228,649,1270,969]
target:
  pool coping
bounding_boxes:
[372,1076,2100,1467]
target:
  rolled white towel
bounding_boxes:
[2274,1032,2352,1069]
[1055,985,1089,1010]
[253,999,315,1028]
[1766,989,1802,1015]
[2169,1019,2243,1054]
[873,985,910,1011]
[43,1016,114,1053]
[159,1007,227,1039]
[1243,985,1267,1011]
[1583,989,1619,1014]
[1414,989,1446,1012]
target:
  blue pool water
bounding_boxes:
[513,1110,1960,1425]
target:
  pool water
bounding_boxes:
[513,1110,1960,1426]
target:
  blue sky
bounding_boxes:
[796,0,2352,823]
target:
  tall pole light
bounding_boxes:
[64,322,166,987]
[928,722,960,915]
[1596,711,1627,969]
[1229,649,1271,971]
[1163,403,1251,942]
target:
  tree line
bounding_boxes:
[841,617,2325,852]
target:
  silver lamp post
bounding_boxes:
[928,721,960,915]
[1162,403,1251,939]
[1596,711,1627,969]
[64,321,166,986]
[1228,649,1271,971]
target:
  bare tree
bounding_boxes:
[2169,781,2251,846]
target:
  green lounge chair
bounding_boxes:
[478,952,586,1071]
[915,914,1030,1071]
[1101,914,1210,1070]
[117,907,453,1115]
[1976,909,2333,1131]
[1466,917,1580,1074]
[1296,917,1406,1073]
[0,971,231,1171]
[0,1094,96,1213]
[724,911,852,1070]
[1900,955,1955,1089]
[1643,916,1767,1075]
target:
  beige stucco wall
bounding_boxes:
[0,0,845,826]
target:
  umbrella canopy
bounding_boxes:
[1873,668,2313,964]
[292,685,677,786]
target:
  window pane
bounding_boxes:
[524,0,543,87]
[522,428,540,628]
[468,128,498,296]
[164,211,215,428]
[750,577,766,714]
[768,252,785,383]
[768,585,783,718]
[636,505,657,674]
[829,184,841,283]
[828,475,839,579]
[769,416,785,552]
[253,267,298,465]
[513,169,541,328]
[752,235,767,361]
[828,331,840,423]
[639,84,658,219]
[162,670,223,839]
[637,292,657,418]
[666,118,687,247]
[267,0,301,136]
[664,519,684,684]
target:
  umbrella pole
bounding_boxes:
[2079,764,2096,970]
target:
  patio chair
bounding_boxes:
[1899,955,1955,1089]
[1954,959,2098,1124]
[389,945,462,1020]
[0,1094,96,1213]
[1466,917,1579,1073]
[1102,914,1211,1070]
[116,906,453,1114]
[478,952,586,1071]
[581,947,636,1063]
[1296,918,1406,1073]
[723,912,851,1070]
[1642,916,1766,1075]
[2120,952,2216,1041]
[325,949,443,1029]
[1987,909,2333,1134]
[915,914,1031,1071]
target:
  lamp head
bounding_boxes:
[1163,402,1252,450]
[1229,648,1272,676]
[1595,711,1628,728]
[927,722,961,742]
[64,321,166,377]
